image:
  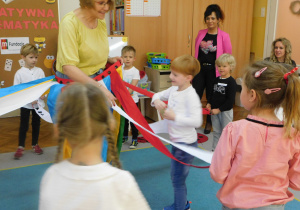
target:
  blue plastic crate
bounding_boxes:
[151,58,171,64]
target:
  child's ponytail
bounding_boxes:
[282,67,300,137]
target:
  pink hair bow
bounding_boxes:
[284,67,298,84]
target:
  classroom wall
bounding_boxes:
[276,0,300,64]
[250,0,268,60]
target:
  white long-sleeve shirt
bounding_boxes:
[151,85,202,144]
[39,161,150,210]
[14,66,45,109]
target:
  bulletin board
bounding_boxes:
[0,0,59,88]
[108,35,128,57]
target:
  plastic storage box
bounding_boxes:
[137,81,152,96]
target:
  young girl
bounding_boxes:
[39,83,150,210]
[210,61,300,210]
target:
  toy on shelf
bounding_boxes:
[137,70,151,96]
[146,52,171,70]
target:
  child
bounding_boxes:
[13,43,45,160]
[206,53,237,151]
[152,55,202,210]
[210,61,300,209]
[39,83,150,210]
[121,45,140,149]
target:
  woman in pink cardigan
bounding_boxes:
[193,4,232,134]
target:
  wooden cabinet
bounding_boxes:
[125,0,254,79]
[144,67,171,121]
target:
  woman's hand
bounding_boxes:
[108,56,123,64]
[99,85,116,106]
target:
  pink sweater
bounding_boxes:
[210,115,300,209]
[194,28,232,77]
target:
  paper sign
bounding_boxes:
[0,37,29,55]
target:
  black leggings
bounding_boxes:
[124,102,139,140]
[18,107,41,147]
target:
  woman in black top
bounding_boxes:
[193,4,232,134]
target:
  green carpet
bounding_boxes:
[0,146,299,210]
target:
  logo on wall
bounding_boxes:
[1,39,8,50]
[0,37,29,55]
[290,1,300,15]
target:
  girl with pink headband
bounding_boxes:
[210,60,300,210]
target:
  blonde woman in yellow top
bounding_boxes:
[56,0,122,104]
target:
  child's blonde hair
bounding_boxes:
[55,83,121,168]
[215,53,236,72]
[243,60,300,137]
[20,43,38,57]
[121,45,136,56]
[171,54,200,77]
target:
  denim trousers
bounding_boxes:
[211,109,233,150]
[222,204,285,210]
[55,69,103,79]
[171,141,198,210]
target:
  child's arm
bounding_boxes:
[13,71,21,85]
[209,123,235,184]
[288,150,300,190]
[128,79,139,95]
[171,91,202,128]
[151,87,173,111]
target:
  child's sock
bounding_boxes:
[122,136,128,143]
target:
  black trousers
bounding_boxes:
[192,65,216,100]
[124,102,139,140]
[192,65,216,125]
[18,107,41,147]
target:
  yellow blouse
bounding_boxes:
[56,11,109,76]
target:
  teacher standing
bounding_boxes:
[56,0,122,104]
[193,4,232,134]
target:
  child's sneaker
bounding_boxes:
[14,147,24,160]
[129,140,138,149]
[122,136,128,143]
[32,144,43,155]
[185,201,191,210]
[162,201,191,210]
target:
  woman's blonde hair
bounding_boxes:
[80,0,114,10]
[55,83,121,168]
[270,37,293,65]
[243,60,300,138]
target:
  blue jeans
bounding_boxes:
[170,141,198,210]
[55,69,103,79]
[222,204,285,210]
